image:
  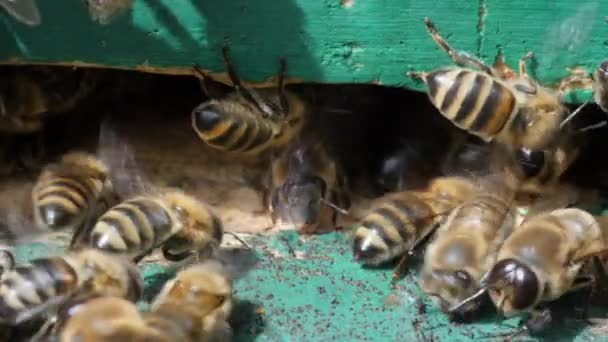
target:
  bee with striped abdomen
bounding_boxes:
[268,137,350,234]
[419,173,517,318]
[408,18,568,152]
[145,260,234,342]
[352,176,479,267]
[191,47,306,157]
[75,190,223,263]
[0,248,142,326]
[32,151,117,238]
[450,208,606,333]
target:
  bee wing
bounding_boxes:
[97,114,151,199]
[0,0,41,26]
[536,2,599,80]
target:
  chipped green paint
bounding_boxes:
[0,0,606,102]
[9,230,608,341]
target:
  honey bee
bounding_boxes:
[0,66,97,134]
[408,18,569,151]
[58,295,155,342]
[352,176,480,267]
[268,137,350,234]
[418,174,517,317]
[0,0,41,26]
[83,0,133,25]
[191,47,306,156]
[145,260,234,342]
[75,190,223,263]
[451,208,605,332]
[0,248,143,326]
[32,151,117,238]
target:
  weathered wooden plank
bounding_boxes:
[0,0,479,89]
[0,0,603,100]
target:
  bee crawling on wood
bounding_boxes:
[32,151,118,239]
[191,47,307,157]
[450,208,608,334]
[267,135,350,234]
[0,248,143,327]
[72,189,224,264]
[408,18,571,152]
[352,176,480,272]
[418,172,519,319]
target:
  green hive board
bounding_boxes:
[0,0,605,103]
[9,229,608,341]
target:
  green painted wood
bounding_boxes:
[10,231,608,341]
[1,0,604,101]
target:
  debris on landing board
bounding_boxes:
[10,230,608,341]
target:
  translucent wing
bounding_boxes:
[537,2,599,80]
[97,114,150,199]
[0,0,41,26]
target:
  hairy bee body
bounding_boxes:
[419,177,515,315]
[192,48,306,157]
[59,296,155,342]
[32,152,115,232]
[0,248,142,325]
[484,208,603,317]
[145,260,234,342]
[193,90,306,156]
[81,191,223,262]
[352,177,479,266]
[412,19,567,151]
[269,139,350,234]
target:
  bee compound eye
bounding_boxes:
[488,259,539,311]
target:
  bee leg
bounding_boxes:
[422,18,494,75]
[522,308,552,335]
[518,51,534,78]
[221,46,278,119]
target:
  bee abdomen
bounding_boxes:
[89,198,173,256]
[33,178,94,229]
[193,106,274,153]
[0,257,77,322]
[426,69,514,141]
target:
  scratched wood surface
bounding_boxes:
[0,0,606,99]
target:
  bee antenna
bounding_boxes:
[320,198,349,215]
[448,287,487,313]
[560,96,591,130]
[578,120,607,132]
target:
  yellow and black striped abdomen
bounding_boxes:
[88,197,175,259]
[33,176,97,230]
[425,69,515,141]
[192,101,276,154]
[0,257,77,324]
[353,194,435,265]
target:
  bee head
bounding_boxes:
[419,269,479,315]
[485,258,541,315]
[275,175,326,228]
